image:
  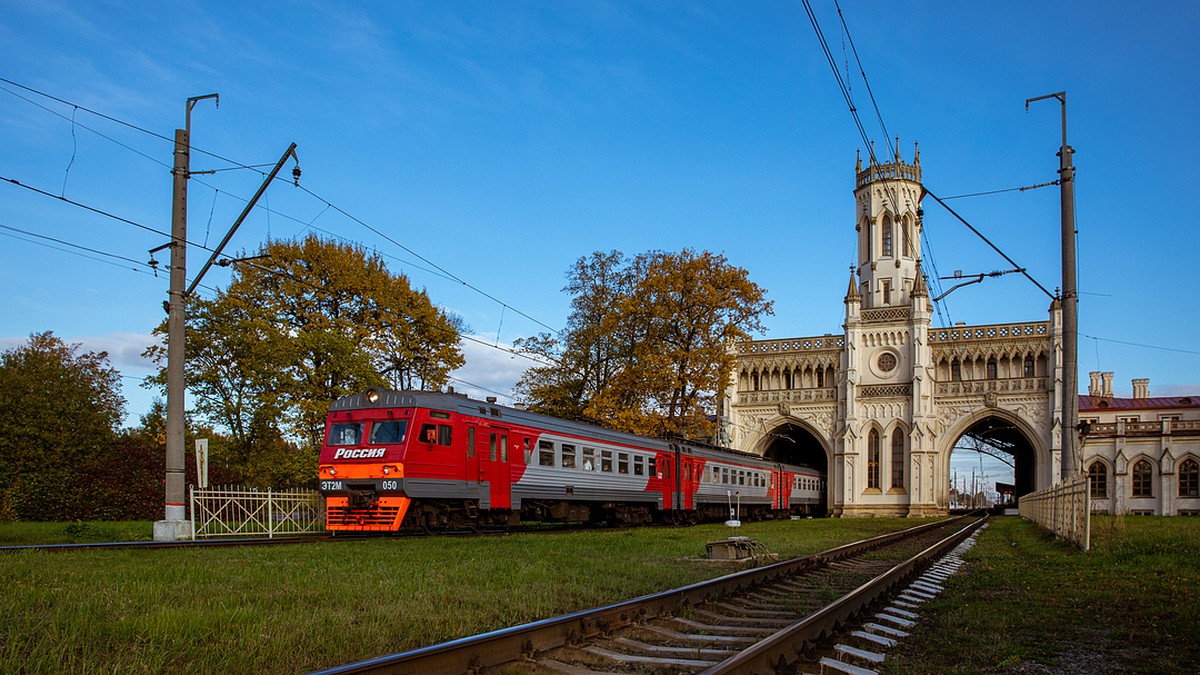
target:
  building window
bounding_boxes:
[1180,459,1199,498]
[891,429,905,489]
[882,217,893,257]
[1132,459,1153,498]
[1088,461,1107,499]
[867,429,881,490]
[986,358,997,379]
[882,279,892,304]
[878,352,897,373]
[951,359,961,381]
[816,367,825,388]
[1023,355,1035,378]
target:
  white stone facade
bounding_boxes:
[723,148,1069,516]
[1080,372,1200,516]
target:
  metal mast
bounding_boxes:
[154,94,217,541]
[1027,91,1079,480]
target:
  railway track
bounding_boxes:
[312,514,987,674]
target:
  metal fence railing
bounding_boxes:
[190,486,326,539]
[1018,477,1090,551]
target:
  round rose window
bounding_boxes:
[877,352,897,372]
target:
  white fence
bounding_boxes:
[1018,477,1090,551]
[190,486,326,539]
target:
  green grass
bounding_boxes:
[0,518,927,673]
[0,521,153,545]
[885,515,1200,674]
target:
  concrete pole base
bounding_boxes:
[153,519,193,541]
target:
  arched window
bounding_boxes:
[867,430,881,490]
[1180,458,1199,498]
[986,358,998,380]
[816,367,825,388]
[1024,355,1035,378]
[1088,461,1107,499]
[882,217,893,257]
[752,372,759,391]
[951,359,961,381]
[891,429,905,489]
[1132,459,1153,498]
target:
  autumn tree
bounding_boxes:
[146,235,465,455]
[516,249,771,439]
[0,332,126,520]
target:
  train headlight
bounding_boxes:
[365,388,380,404]
[328,467,336,476]
[382,466,390,475]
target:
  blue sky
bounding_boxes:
[3,0,1198,484]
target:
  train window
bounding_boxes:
[618,453,630,474]
[467,428,475,458]
[329,422,363,446]
[738,472,745,486]
[722,468,730,484]
[601,450,613,472]
[369,420,407,444]
[438,425,452,446]
[649,456,657,477]
[539,440,555,467]
[562,444,577,469]
[489,433,498,461]
[633,455,644,476]
[710,466,719,483]
[523,438,532,463]
[501,435,508,462]
[419,424,438,444]
[583,447,596,471]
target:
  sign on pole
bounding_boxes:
[195,438,209,489]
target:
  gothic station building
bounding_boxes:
[721,147,1066,517]
[722,147,1200,516]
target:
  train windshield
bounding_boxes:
[328,422,363,446]
[369,420,408,444]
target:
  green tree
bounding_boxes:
[0,332,126,520]
[147,235,465,455]
[516,249,771,439]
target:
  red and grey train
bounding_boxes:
[318,388,824,533]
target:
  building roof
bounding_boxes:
[1079,395,1198,412]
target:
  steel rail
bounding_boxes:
[309,516,974,675]
[702,514,988,673]
[0,536,327,554]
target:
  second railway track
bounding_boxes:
[313,514,987,675]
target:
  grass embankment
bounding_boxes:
[886,515,1200,673]
[1,518,922,673]
[0,521,153,546]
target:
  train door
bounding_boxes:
[657,450,673,510]
[482,429,512,509]
[466,426,483,505]
[678,454,696,510]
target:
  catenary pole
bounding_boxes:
[1027,91,1079,481]
[154,94,217,541]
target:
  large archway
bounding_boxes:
[948,415,1040,509]
[761,422,829,516]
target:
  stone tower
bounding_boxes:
[837,142,939,516]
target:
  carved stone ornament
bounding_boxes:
[778,400,791,417]
[984,391,999,408]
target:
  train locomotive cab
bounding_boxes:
[319,388,419,531]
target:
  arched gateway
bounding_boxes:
[720,147,1067,516]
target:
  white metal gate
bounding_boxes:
[190,486,326,538]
